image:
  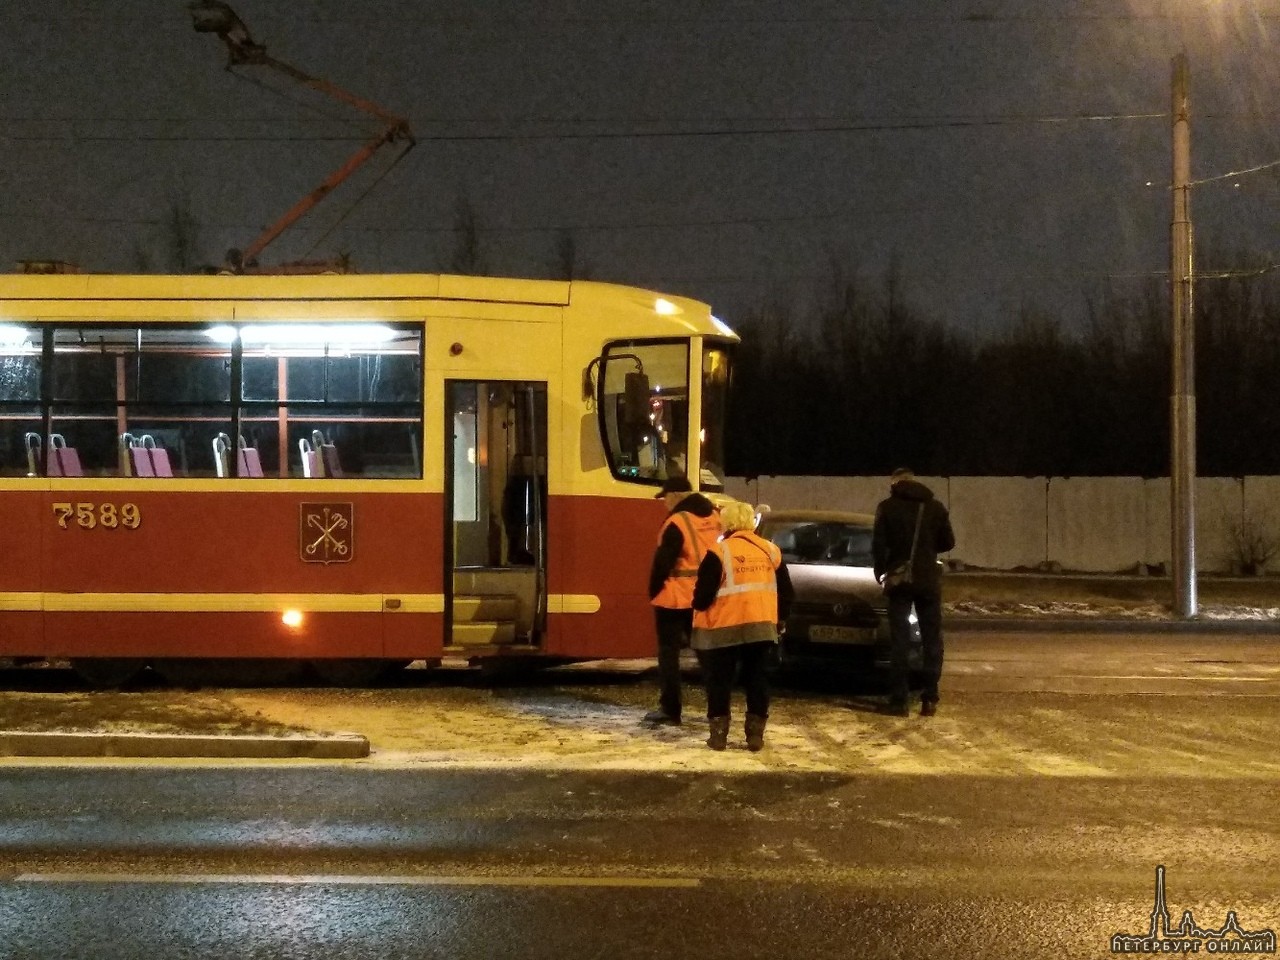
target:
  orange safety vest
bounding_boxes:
[692,531,782,636]
[651,509,722,609]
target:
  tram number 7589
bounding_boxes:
[51,502,142,530]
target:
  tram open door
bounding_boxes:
[445,381,548,650]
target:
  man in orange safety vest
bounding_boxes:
[644,475,722,726]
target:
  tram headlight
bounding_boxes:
[281,609,305,629]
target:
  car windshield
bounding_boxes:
[758,519,874,567]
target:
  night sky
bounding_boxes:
[3,0,1280,334]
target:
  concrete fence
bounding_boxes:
[724,476,1280,574]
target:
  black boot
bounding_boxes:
[707,715,730,751]
[744,713,767,752]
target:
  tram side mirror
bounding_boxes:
[624,371,651,430]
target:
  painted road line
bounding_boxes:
[13,873,701,888]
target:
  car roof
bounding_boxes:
[757,508,875,526]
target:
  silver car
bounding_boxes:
[755,509,920,670]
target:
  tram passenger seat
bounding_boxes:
[48,434,83,477]
[142,435,173,477]
[320,440,343,478]
[214,433,264,478]
[298,436,323,478]
[24,432,42,476]
[213,433,232,478]
[121,434,155,478]
[237,436,264,478]
[306,430,343,478]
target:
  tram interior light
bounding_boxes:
[205,324,398,346]
[0,324,35,348]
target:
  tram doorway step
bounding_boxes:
[452,594,519,646]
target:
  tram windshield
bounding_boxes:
[599,339,731,491]
[699,345,730,492]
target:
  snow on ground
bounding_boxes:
[946,600,1280,621]
[3,591,1277,772]
[221,676,1280,779]
[227,684,867,773]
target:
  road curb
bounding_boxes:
[946,617,1280,635]
[0,731,370,759]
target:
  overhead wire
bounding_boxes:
[7,11,1276,26]
[1191,157,1280,186]
[5,5,1277,296]
[301,141,417,258]
[0,111,1170,143]
[228,70,373,132]
[3,110,1275,126]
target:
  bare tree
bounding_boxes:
[548,228,590,281]
[1224,506,1280,575]
[161,197,203,273]
[448,196,488,275]
[128,196,207,273]
[129,239,153,273]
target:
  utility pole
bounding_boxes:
[1170,52,1197,617]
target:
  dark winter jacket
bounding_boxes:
[871,479,956,594]
[648,492,720,600]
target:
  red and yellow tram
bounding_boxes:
[0,272,736,686]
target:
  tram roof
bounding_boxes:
[0,272,736,341]
[1,272,565,304]
[1,272,695,310]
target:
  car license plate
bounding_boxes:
[808,625,874,644]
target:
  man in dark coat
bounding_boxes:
[872,468,956,717]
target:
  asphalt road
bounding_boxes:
[944,629,1280,694]
[0,765,1276,958]
[0,629,1277,958]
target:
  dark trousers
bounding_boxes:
[696,642,774,719]
[653,606,692,718]
[887,589,944,704]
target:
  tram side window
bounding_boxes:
[599,341,690,484]
[49,328,118,476]
[124,328,232,478]
[49,326,231,477]
[4,322,423,479]
[0,325,40,476]
[239,324,423,479]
